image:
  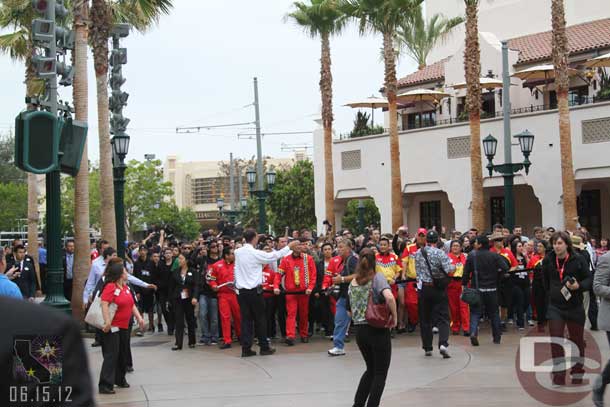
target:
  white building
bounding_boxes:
[313,9,610,239]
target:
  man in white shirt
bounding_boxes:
[235,229,298,357]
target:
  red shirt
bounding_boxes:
[262,265,276,297]
[448,253,467,278]
[101,282,134,329]
[208,259,235,295]
[91,249,99,261]
[491,247,519,269]
[323,255,344,289]
[276,253,316,293]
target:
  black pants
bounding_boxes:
[63,279,72,301]
[601,332,610,385]
[308,294,330,334]
[470,290,502,341]
[532,279,547,327]
[174,298,196,348]
[238,287,270,350]
[354,324,392,407]
[547,305,585,381]
[99,329,129,390]
[511,283,530,328]
[156,291,174,331]
[588,289,599,329]
[418,285,450,351]
[264,296,278,338]
[276,293,287,338]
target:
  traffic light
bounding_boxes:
[14,111,61,174]
[109,89,129,111]
[110,114,130,135]
[59,118,88,176]
[109,25,130,140]
[56,61,73,86]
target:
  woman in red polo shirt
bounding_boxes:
[99,258,145,394]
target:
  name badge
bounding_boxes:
[561,285,572,301]
[187,272,193,276]
[111,326,119,333]
[114,288,121,296]
[24,267,29,271]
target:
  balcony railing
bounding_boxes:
[337,94,610,139]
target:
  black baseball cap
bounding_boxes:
[426,230,439,243]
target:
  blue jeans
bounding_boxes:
[198,295,219,343]
[333,297,351,350]
[470,291,501,342]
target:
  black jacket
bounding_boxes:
[6,256,37,298]
[314,260,327,294]
[151,260,172,294]
[462,248,509,289]
[168,268,199,301]
[0,297,94,406]
[543,251,592,311]
[196,256,216,298]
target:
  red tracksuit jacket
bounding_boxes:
[208,259,235,294]
[275,253,316,293]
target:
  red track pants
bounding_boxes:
[218,293,241,344]
[286,294,309,339]
[447,280,470,333]
[404,281,418,325]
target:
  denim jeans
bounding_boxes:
[198,295,219,343]
[470,290,501,342]
[333,296,351,350]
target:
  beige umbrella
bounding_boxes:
[511,64,579,81]
[343,95,389,127]
[396,88,449,128]
[584,52,610,68]
[451,77,504,90]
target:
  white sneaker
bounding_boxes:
[328,347,346,357]
[432,327,439,334]
[528,320,535,327]
[440,345,451,359]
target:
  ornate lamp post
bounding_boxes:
[483,129,535,229]
[112,133,130,257]
[246,166,276,233]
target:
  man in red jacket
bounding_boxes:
[274,238,316,345]
[209,247,241,349]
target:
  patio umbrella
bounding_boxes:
[451,77,504,90]
[511,64,579,81]
[396,88,449,128]
[584,52,610,68]
[343,95,389,127]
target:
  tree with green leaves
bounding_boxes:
[342,199,380,234]
[0,133,26,184]
[395,5,463,69]
[341,0,423,231]
[146,201,200,242]
[0,182,27,232]
[89,0,173,247]
[267,160,316,233]
[286,0,346,228]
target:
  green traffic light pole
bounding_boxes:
[43,0,70,313]
[112,154,127,259]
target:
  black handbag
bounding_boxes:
[461,251,481,306]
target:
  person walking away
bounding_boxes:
[234,229,299,357]
[447,241,469,336]
[462,235,509,346]
[510,239,531,330]
[592,251,610,406]
[274,238,316,345]
[527,240,549,331]
[169,253,198,350]
[415,230,453,358]
[349,249,397,407]
[99,258,146,394]
[323,239,359,356]
[209,247,241,349]
[543,231,591,386]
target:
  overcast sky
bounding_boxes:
[0,0,418,164]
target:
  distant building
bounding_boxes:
[164,155,296,226]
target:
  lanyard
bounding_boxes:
[556,254,569,281]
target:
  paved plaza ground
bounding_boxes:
[87,325,610,407]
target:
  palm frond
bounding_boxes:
[112,0,173,33]
[0,29,28,61]
[285,0,347,39]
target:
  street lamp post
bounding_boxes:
[112,134,130,258]
[483,130,535,230]
[246,166,276,233]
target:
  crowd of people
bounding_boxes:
[1,222,609,406]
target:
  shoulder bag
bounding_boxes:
[85,289,118,330]
[421,247,450,290]
[365,284,394,329]
[461,251,481,306]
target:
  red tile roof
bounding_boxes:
[508,18,610,65]
[397,57,449,89]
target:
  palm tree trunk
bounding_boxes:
[320,32,335,226]
[464,1,485,231]
[91,0,116,248]
[25,43,40,293]
[383,31,403,232]
[551,0,577,231]
[72,0,90,319]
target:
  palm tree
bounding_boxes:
[89,0,173,248]
[463,0,485,231]
[551,0,577,231]
[286,0,346,228]
[0,0,43,289]
[71,0,91,319]
[341,0,423,232]
[395,5,463,69]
